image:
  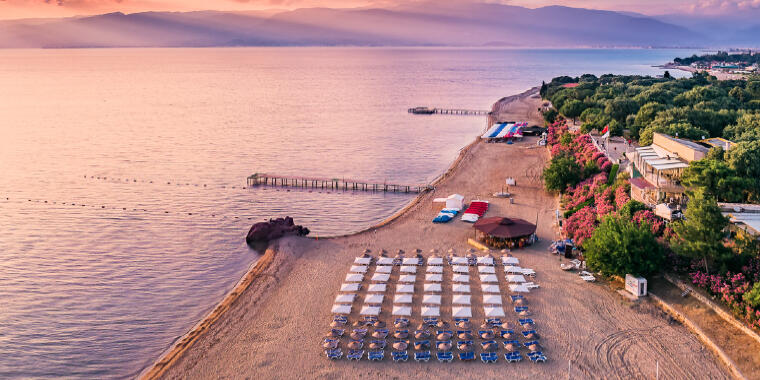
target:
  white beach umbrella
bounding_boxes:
[452,294,471,305]
[480,274,498,283]
[394,294,413,304]
[392,305,411,316]
[398,274,416,283]
[377,257,394,265]
[452,274,469,283]
[331,304,352,314]
[428,257,444,266]
[334,293,356,303]
[484,306,505,317]
[345,273,363,282]
[453,265,469,273]
[452,257,468,265]
[421,306,440,317]
[400,266,417,274]
[502,256,519,265]
[396,284,414,293]
[350,265,368,273]
[360,305,381,316]
[367,283,387,293]
[375,265,393,274]
[476,256,494,266]
[452,284,471,293]
[340,283,360,292]
[509,284,530,293]
[506,274,527,283]
[402,258,418,266]
[365,294,384,304]
[452,306,472,318]
[426,266,443,273]
[504,266,523,274]
[425,274,442,282]
[482,294,502,305]
[354,257,371,265]
[478,266,496,274]
[422,294,442,305]
[424,283,442,293]
[371,273,390,283]
[481,284,500,293]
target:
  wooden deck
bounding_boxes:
[246,173,432,193]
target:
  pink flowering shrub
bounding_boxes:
[632,209,664,236]
[595,187,615,216]
[614,185,630,210]
[690,269,760,331]
[564,206,597,247]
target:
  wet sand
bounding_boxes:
[149,89,729,380]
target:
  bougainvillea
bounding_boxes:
[564,206,597,247]
[632,209,665,236]
[614,185,630,210]
[595,187,615,216]
[690,270,760,331]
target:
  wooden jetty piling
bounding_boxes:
[408,107,490,116]
[246,173,432,194]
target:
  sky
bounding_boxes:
[1,0,760,20]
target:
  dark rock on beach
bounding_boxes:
[246,216,309,248]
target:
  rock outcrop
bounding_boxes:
[246,217,309,247]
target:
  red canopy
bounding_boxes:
[473,217,536,239]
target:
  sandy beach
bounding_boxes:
[148,89,729,380]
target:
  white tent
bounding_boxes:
[481,284,500,293]
[426,266,443,273]
[421,306,440,317]
[452,306,472,318]
[399,275,416,283]
[446,194,464,210]
[504,266,523,273]
[360,305,381,316]
[428,257,444,266]
[350,265,368,273]
[345,273,363,282]
[452,284,471,293]
[332,304,352,314]
[375,265,392,273]
[377,257,394,265]
[394,294,413,304]
[400,266,417,273]
[365,294,384,304]
[452,257,469,265]
[423,294,442,305]
[396,284,414,293]
[480,274,498,283]
[502,256,519,265]
[476,256,494,266]
[392,305,411,316]
[509,284,530,293]
[425,274,442,282]
[452,294,471,305]
[482,294,502,305]
[402,258,419,266]
[424,283,442,293]
[453,265,469,273]
[368,283,387,293]
[452,274,469,283]
[506,274,526,283]
[484,306,505,317]
[341,283,360,292]
[478,266,495,274]
[334,293,356,303]
[371,273,390,283]
[354,257,371,265]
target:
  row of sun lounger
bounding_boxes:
[354,254,521,266]
[461,201,489,223]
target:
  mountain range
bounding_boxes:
[0,3,757,49]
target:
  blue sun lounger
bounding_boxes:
[505,351,523,363]
[458,351,476,361]
[363,316,378,325]
[436,330,453,336]
[510,295,524,303]
[437,351,454,363]
[522,330,538,338]
[515,306,529,313]
[347,349,364,361]
[333,315,347,324]
[394,318,409,325]
[423,317,438,327]
[323,338,339,347]
[523,340,540,348]
[330,328,344,337]
[325,348,343,360]
[480,352,498,363]
[392,350,409,362]
[368,350,384,361]
[527,351,547,363]
[453,318,470,324]
[518,318,535,327]
[457,340,473,350]
[502,339,520,349]
[414,351,431,362]
[480,340,497,348]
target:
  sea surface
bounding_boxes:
[0,47,696,379]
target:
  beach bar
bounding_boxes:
[473,217,537,249]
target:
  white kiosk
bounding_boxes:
[625,274,648,297]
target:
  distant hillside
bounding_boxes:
[0,4,708,48]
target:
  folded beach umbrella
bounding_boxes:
[452,274,469,283]
[506,274,526,283]
[428,257,444,266]
[426,266,443,274]
[340,283,360,292]
[377,257,394,265]
[452,257,468,265]
[399,274,416,283]
[482,294,502,305]
[345,273,363,282]
[394,294,413,304]
[421,306,440,317]
[476,256,494,266]
[453,265,469,273]
[375,265,393,274]
[332,304,352,314]
[452,294,471,305]
[396,284,414,293]
[400,266,417,274]
[480,274,498,283]
[483,306,505,318]
[452,306,472,318]
[425,274,442,282]
[365,294,384,304]
[392,305,411,316]
[478,266,496,274]
[481,284,500,293]
[502,256,519,265]
[350,265,368,273]
[452,284,471,293]
[334,293,356,303]
[354,257,371,265]
[509,284,530,293]
[360,305,381,316]
[371,273,390,283]
[424,283,442,293]
[423,294,442,305]
[367,284,387,293]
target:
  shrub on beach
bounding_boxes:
[543,153,583,193]
[584,215,664,277]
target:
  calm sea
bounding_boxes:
[0,47,695,379]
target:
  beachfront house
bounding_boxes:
[626,133,710,217]
[719,203,760,241]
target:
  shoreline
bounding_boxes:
[139,86,538,379]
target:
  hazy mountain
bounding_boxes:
[0,4,709,48]
[654,10,760,46]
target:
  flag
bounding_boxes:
[601,125,610,139]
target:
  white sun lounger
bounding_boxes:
[400,266,417,274]
[452,294,471,305]
[427,266,443,273]
[481,284,500,293]
[394,294,413,304]
[509,284,530,293]
[377,257,394,265]
[506,274,526,283]
[350,265,368,273]
[396,284,414,293]
[452,306,472,318]
[399,275,416,283]
[502,256,519,265]
[452,274,470,283]
[452,257,468,265]
[341,283,360,292]
[365,294,384,304]
[521,269,536,276]
[421,306,440,317]
[484,306,505,317]
[371,273,390,283]
[367,283,387,293]
[581,275,596,282]
[480,274,498,283]
[360,305,381,316]
[423,294,442,305]
[425,274,442,282]
[478,266,496,274]
[354,257,371,265]
[335,293,356,303]
[482,294,502,305]
[392,305,411,316]
[523,282,540,289]
[424,283,442,293]
[345,273,363,282]
[375,265,393,273]
[477,257,494,266]
[452,284,471,293]
[332,304,352,314]
[453,265,469,273]
[402,258,419,266]
[428,257,444,266]
[504,266,523,273]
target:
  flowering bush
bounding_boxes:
[595,187,615,216]
[614,185,630,210]
[632,209,665,236]
[564,206,597,247]
[690,270,760,331]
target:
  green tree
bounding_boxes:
[723,113,760,142]
[663,71,672,79]
[670,189,731,272]
[543,154,582,193]
[543,108,558,124]
[540,81,548,99]
[743,282,760,308]
[681,157,749,202]
[605,97,639,123]
[560,99,585,123]
[638,122,709,146]
[584,215,665,277]
[726,140,760,201]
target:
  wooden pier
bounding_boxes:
[408,107,490,116]
[246,173,433,193]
